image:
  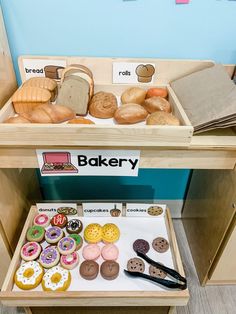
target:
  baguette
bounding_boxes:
[4,116,31,123]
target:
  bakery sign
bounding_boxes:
[113,62,155,84]
[36,149,140,176]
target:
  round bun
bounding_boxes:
[67,117,95,124]
[146,88,168,99]
[4,116,31,123]
[114,104,148,124]
[121,87,146,105]
[142,97,171,114]
[89,92,118,118]
[146,112,180,126]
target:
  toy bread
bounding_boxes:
[114,104,148,124]
[22,104,75,123]
[12,86,51,114]
[121,87,146,105]
[89,92,118,118]
[4,116,31,123]
[146,112,180,126]
[142,97,171,113]
[23,77,58,101]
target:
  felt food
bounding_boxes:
[135,64,155,83]
[23,77,58,101]
[142,97,171,114]
[89,92,118,118]
[121,87,146,105]
[12,86,51,114]
[4,116,31,123]
[22,104,75,123]
[146,88,168,99]
[67,117,95,124]
[14,261,44,290]
[42,266,71,291]
[57,64,94,115]
[146,112,180,126]
[114,104,148,124]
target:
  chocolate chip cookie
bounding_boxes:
[127,258,145,273]
[133,239,150,254]
[152,237,169,253]
[149,265,167,279]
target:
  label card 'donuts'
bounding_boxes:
[113,62,155,84]
[36,149,140,176]
[126,203,166,217]
[36,203,78,217]
[83,203,123,217]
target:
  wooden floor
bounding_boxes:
[1,220,236,314]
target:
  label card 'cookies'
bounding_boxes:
[113,62,155,84]
[126,203,166,217]
[82,203,123,217]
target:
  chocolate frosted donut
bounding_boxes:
[79,260,99,280]
[152,237,169,253]
[100,261,120,280]
[133,239,150,254]
[127,258,145,273]
[66,219,83,234]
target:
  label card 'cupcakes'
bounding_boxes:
[83,203,123,217]
[126,203,166,217]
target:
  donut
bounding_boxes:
[26,226,45,243]
[57,237,76,255]
[51,214,68,228]
[82,244,101,260]
[66,219,83,234]
[60,251,79,270]
[69,234,83,250]
[42,265,71,291]
[33,214,50,228]
[84,223,102,243]
[14,261,44,290]
[102,223,120,243]
[21,242,41,261]
[101,244,119,261]
[39,246,60,269]
[45,226,64,244]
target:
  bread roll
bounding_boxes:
[142,97,171,113]
[121,87,146,105]
[4,116,31,123]
[146,112,180,126]
[23,77,58,101]
[146,88,168,99]
[89,92,118,118]
[23,104,75,123]
[114,103,148,124]
[67,117,95,124]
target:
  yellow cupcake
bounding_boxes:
[102,223,120,243]
[42,265,71,291]
[14,261,44,290]
[84,223,102,243]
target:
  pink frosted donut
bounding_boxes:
[60,251,79,270]
[34,214,50,228]
[21,242,41,261]
[82,244,101,260]
[101,244,119,261]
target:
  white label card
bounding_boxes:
[126,203,166,217]
[36,149,140,177]
[83,203,123,217]
[36,203,78,216]
[22,58,67,81]
[113,62,155,84]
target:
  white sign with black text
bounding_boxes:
[36,203,78,217]
[126,203,166,217]
[83,203,123,217]
[36,149,140,176]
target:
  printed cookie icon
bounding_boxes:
[135,64,155,83]
[110,205,121,217]
[147,206,163,216]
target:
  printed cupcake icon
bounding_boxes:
[135,64,155,83]
[110,205,121,217]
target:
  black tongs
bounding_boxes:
[124,251,187,290]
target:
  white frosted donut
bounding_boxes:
[60,251,79,270]
[14,261,44,290]
[34,213,50,228]
[42,265,71,291]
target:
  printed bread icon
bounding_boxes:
[135,64,155,83]
[44,65,65,80]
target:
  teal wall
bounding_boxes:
[1,0,235,201]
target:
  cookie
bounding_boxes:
[149,265,167,279]
[152,237,169,253]
[79,260,99,280]
[127,258,145,273]
[100,261,120,280]
[89,92,118,118]
[66,219,83,234]
[51,214,68,228]
[133,239,150,254]
[147,206,163,216]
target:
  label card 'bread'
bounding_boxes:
[113,62,155,84]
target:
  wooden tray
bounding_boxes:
[0,56,216,147]
[0,206,189,307]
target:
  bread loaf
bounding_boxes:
[23,77,58,101]
[22,104,75,123]
[12,86,51,114]
[121,87,146,105]
[142,97,171,113]
[89,92,118,118]
[4,116,31,123]
[67,117,95,124]
[114,103,148,124]
[146,112,180,126]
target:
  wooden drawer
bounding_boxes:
[0,206,189,307]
